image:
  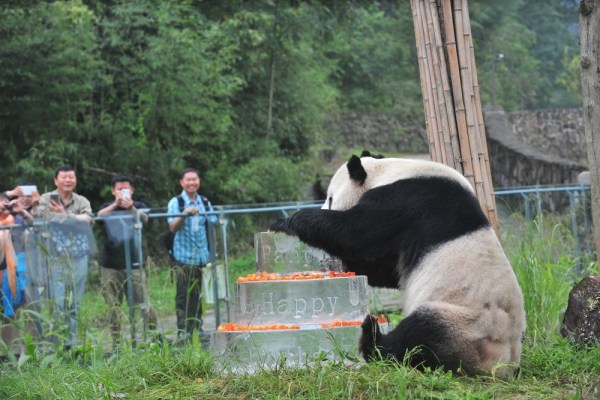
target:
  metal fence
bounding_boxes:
[494,184,592,273]
[0,184,593,337]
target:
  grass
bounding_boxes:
[1,216,599,399]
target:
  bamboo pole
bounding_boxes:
[425,0,462,171]
[412,0,444,163]
[440,0,474,185]
[410,0,500,235]
[460,0,499,229]
[456,0,498,229]
[411,0,435,160]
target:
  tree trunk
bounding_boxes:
[580,0,600,257]
[267,57,276,136]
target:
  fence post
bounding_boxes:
[568,190,582,275]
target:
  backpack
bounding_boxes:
[163,195,211,262]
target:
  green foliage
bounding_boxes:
[0,0,584,210]
[219,3,339,158]
[221,157,303,204]
[557,52,583,107]
[90,0,243,203]
[502,212,598,345]
[471,0,581,111]
[515,0,581,108]
[326,3,421,117]
[0,1,97,179]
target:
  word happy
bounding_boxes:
[241,292,339,319]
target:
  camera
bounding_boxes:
[121,188,131,200]
[6,204,13,211]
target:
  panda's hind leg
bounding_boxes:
[358,308,462,373]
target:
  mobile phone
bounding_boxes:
[19,185,37,196]
[50,194,59,203]
[121,188,131,200]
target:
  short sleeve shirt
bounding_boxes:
[97,200,148,269]
[36,191,95,258]
[167,191,218,266]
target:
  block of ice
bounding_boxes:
[254,232,342,273]
[210,326,363,374]
[235,276,368,326]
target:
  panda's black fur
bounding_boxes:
[269,152,526,377]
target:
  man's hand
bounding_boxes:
[118,197,134,209]
[184,206,199,216]
[5,186,23,199]
[50,198,65,213]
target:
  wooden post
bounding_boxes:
[411,0,500,234]
[579,0,600,257]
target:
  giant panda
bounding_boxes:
[268,152,526,378]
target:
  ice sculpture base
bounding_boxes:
[210,326,363,374]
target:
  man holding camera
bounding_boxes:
[36,165,95,350]
[97,175,157,346]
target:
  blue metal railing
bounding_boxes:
[0,184,593,331]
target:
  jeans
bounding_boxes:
[48,256,88,347]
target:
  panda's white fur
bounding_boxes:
[269,153,526,377]
[403,228,525,374]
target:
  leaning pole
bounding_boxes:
[410,0,500,235]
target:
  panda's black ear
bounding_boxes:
[361,149,385,159]
[347,155,367,185]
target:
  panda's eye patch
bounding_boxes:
[328,197,333,210]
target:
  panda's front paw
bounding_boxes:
[358,314,380,361]
[268,218,291,233]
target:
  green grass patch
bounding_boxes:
[1,216,599,399]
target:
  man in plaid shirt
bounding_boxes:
[167,168,218,339]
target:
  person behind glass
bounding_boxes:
[6,183,45,340]
[2,186,29,202]
[36,165,94,350]
[0,192,24,358]
[0,192,28,316]
[9,184,40,224]
[96,175,158,345]
[167,168,218,339]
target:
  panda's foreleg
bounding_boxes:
[268,209,353,256]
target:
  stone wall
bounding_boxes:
[506,108,587,164]
[485,109,587,188]
[323,112,428,154]
[322,108,588,188]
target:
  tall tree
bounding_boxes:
[92,1,242,200]
[579,0,600,256]
[517,0,580,108]
[0,2,97,186]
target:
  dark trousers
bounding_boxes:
[174,264,203,335]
